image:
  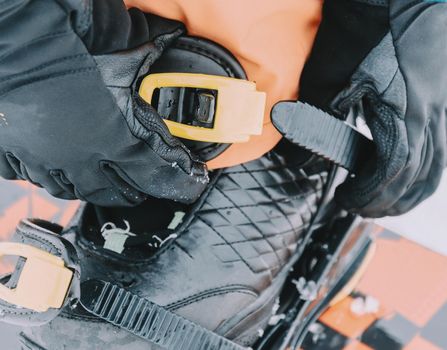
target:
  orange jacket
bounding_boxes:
[125,0,323,168]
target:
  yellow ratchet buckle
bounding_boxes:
[139,73,266,143]
[0,242,73,312]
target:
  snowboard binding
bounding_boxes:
[0,142,374,350]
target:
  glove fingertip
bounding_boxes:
[190,159,208,177]
[334,182,354,210]
[335,181,389,218]
[99,160,147,207]
[334,179,369,215]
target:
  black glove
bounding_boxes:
[0,0,208,206]
[273,0,447,217]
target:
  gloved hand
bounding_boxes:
[273,0,447,217]
[0,0,208,206]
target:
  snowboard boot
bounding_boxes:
[0,142,374,350]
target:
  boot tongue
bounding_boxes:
[79,199,189,260]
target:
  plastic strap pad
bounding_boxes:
[0,219,80,326]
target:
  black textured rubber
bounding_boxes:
[80,279,248,350]
[273,101,373,172]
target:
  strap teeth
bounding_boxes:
[133,303,149,334]
[101,284,118,318]
[115,292,131,325]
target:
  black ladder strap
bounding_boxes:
[80,279,247,350]
[275,102,374,172]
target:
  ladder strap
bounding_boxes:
[80,279,247,350]
[272,101,373,172]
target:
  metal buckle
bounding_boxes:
[0,242,73,312]
[139,73,266,143]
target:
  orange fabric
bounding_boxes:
[125,0,323,168]
[319,296,388,339]
[357,237,447,327]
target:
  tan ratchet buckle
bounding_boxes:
[139,73,266,143]
[0,242,73,312]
